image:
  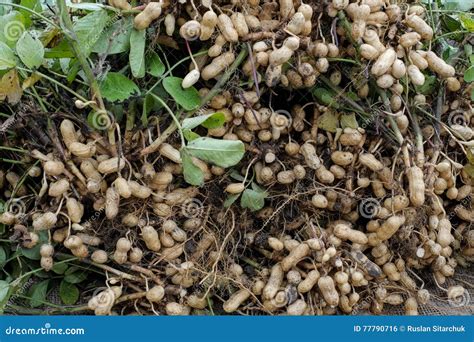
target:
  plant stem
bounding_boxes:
[56,0,116,151]
[377,88,404,145]
[150,94,186,147]
[140,48,249,156]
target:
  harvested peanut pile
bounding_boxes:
[0,0,473,315]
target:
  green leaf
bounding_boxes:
[73,9,110,56]
[442,14,462,33]
[224,193,240,208]
[183,129,200,141]
[29,279,49,308]
[0,246,6,267]
[16,31,44,68]
[129,28,146,78]
[459,14,474,32]
[100,72,140,102]
[444,0,474,11]
[52,262,68,275]
[313,87,339,108]
[19,0,42,26]
[59,280,79,305]
[92,17,132,55]
[340,113,358,129]
[415,75,437,95]
[317,111,339,133]
[464,66,474,82]
[187,137,245,168]
[181,148,204,186]
[0,280,11,309]
[241,188,266,212]
[471,87,474,101]
[147,51,165,77]
[63,270,88,284]
[0,11,26,48]
[66,0,106,11]
[163,76,201,111]
[182,112,225,131]
[20,231,48,260]
[0,41,16,70]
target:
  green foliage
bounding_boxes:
[100,72,140,102]
[16,31,44,68]
[129,28,146,78]
[163,76,201,111]
[59,280,79,305]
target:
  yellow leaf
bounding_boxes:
[0,69,22,105]
[317,111,339,133]
[340,113,359,129]
[463,164,474,179]
[22,72,42,90]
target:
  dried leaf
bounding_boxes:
[0,69,22,104]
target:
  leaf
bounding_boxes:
[59,280,79,305]
[444,0,474,11]
[464,66,474,82]
[182,112,225,130]
[16,31,44,68]
[52,262,68,275]
[186,137,245,168]
[20,231,48,260]
[73,9,110,56]
[0,11,26,48]
[0,41,17,70]
[163,76,201,111]
[471,87,474,101]
[63,270,88,284]
[22,71,41,89]
[0,69,22,104]
[340,113,358,129]
[92,17,133,55]
[463,164,474,179]
[317,111,339,133]
[224,193,240,208]
[415,75,437,95]
[241,189,266,212]
[66,0,106,10]
[313,87,339,108]
[100,72,140,102]
[19,0,42,26]
[146,51,165,77]
[183,129,200,141]
[0,280,11,308]
[181,148,204,186]
[442,14,462,33]
[0,246,6,267]
[29,279,49,308]
[129,28,146,78]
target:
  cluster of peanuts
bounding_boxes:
[1,0,473,315]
